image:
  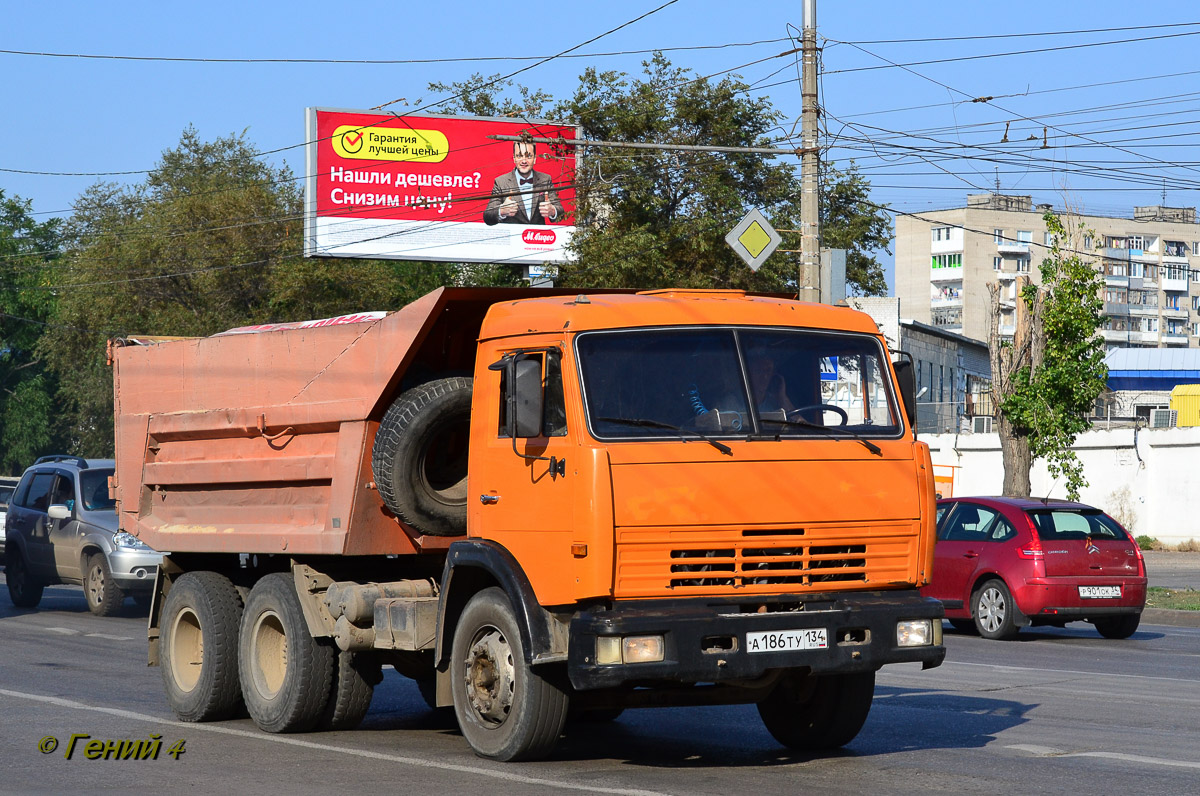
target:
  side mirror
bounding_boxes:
[513,358,544,438]
[893,360,916,428]
[48,504,72,520]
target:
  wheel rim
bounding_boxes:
[250,610,288,698]
[169,607,204,692]
[462,624,515,727]
[977,587,1006,633]
[86,561,104,606]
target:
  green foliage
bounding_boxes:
[0,190,64,473]
[1135,535,1159,550]
[430,56,891,295]
[40,127,503,455]
[999,212,1107,500]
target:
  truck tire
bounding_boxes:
[317,648,381,731]
[85,553,125,617]
[372,377,472,537]
[450,587,569,761]
[239,573,334,733]
[159,571,245,722]
[757,670,875,750]
[5,546,44,608]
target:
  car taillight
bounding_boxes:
[1130,536,1146,576]
[1017,538,1044,559]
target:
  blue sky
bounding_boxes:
[6,1,1200,290]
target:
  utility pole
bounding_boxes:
[799,0,820,302]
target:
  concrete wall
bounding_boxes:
[924,426,1200,544]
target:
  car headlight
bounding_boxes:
[112,531,148,549]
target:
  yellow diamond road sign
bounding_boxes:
[725,208,782,271]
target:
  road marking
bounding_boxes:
[946,660,1200,686]
[0,689,669,796]
[1007,744,1200,770]
[45,627,80,635]
[85,633,135,641]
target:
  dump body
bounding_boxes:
[112,288,577,556]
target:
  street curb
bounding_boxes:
[1142,608,1200,628]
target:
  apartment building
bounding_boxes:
[895,193,1200,349]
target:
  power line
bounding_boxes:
[837,21,1200,46]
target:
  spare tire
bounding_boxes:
[372,377,472,536]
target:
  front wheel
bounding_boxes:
[85,554,124,617]
[239,573,334,733]
[450,587,568,761]
[757,670,875,750]
[973,579,1019,640]
[5,547,44,608]
[1093,614,1140,639]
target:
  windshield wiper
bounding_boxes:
[597,416,734,456]
[759,415,883,456]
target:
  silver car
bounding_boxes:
[0,476,20,555]
[4,456,163,616]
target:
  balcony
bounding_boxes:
[1128,303,1159,316]
[1162,275,1189,292]
[1163,333,1189,346]
[931,295,963,309]
[1162,305,1188,318]
[999,324,1016,337]
[997,241,1031,254]
[930,265,963,283]
[1102,329,1129,343]
[1104,274,1129,286]
[1104,302,1130,316]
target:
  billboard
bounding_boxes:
[304,108,579,264]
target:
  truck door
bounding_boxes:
[474,346,578,602]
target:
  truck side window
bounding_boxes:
[497,349,568,438]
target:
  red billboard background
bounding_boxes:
[304,109,579,263]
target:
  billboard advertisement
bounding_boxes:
[304,108,579,264]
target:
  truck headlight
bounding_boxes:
[896,619,937,647]
[595,635,665,664]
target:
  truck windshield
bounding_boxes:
[577,328,901,440]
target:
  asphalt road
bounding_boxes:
[2,577,1199,795]
[1143,550,1200,590]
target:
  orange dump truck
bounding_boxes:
[111,287,944,761]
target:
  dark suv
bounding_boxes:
[4,456,163,615]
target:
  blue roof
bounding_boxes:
[1105,348,1200,391]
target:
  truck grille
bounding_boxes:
[615,524,916,597]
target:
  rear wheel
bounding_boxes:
[85,554,124,617]
[757,670,875,750]
[159,571,245,722]
[1093,614,1140,639]
[973,579,1019,640]
[317,649,381,730]
[450,587,569,761]
[239,573,334,733]
[5,547,44,608]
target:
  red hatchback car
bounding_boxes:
[921,496,1147,640]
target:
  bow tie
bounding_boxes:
[519,177,533,185]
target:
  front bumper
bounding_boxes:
[567,590,945,691]
[107,548,164,591]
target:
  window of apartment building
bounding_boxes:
[1106,261,1127,277]
[1044,232,1055,247]
[1129,261,1143,278]
[932,226,952,242]
[994,228,1004,244]
[1017,230,1032,247]
[931,253,962,269]
[1146,317,1158,332]
[1131,289,1156,307]
[1083,235,1093,250]
[1104,288,1128,304]
[949,367,955,408]
[1104,235,1125,249]
[1016,258,1031,273]
[1165,265,1187,281]
[1192,267,1200,283]
[1165,240,1188,257]
[1165,294,1180,310]
[1168,320,1186,335]
[1193,323,1200,336]
[1193,295,1200,311]
[1194,241,1200,256]
[993,256,1003,271]
[939,365,944,404]
[1129,235,1145,251]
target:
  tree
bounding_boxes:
[42,128,508,455]
[987,211,1107,499]
[428,57,892,294]
[0,190,64,473]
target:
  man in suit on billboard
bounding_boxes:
[483,140,564,225]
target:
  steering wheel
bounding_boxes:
[787,404,849,426]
